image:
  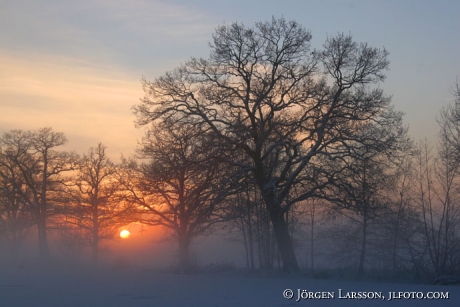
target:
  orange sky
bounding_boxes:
[0,51,144,160]
[1,0,460,159]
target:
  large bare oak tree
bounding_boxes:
[134,18,394,271]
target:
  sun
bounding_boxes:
[120,229,130,239]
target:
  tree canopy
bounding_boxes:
[133,17,403,271]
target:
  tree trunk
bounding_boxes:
[358,213,368,276]
[247,208,255,270]
[92,230,99,264]
[92,204,99,264]
[264,194,299,271]
[39,155,50,261]
[255,203,263,269]
[9,229,20,262]
[240,215,250,269]
[178,233,191,273]
[392,205,402,272]
[310,205,315,272]
[37,213,49,261]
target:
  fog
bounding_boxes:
[2,6,460,305]
[0,225,244,269]
[1,226,459,306]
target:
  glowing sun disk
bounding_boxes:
[120,229,130,239]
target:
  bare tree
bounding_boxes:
[382,156,417,274]
[0,127,75,261]
[301,198,326,272]
[412,140,460,279]
[326,157,388,275]
[120,119,231,273]
[64,143,128,264]
[322,109,410,275]
[438,80,460,158]
[0,152,34,259]
[410,86,460,279]
[227,180,258,270]
[133,18,394,271]
[405,85,460,281]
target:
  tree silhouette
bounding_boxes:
[120,119,231,273]
[0,127,75,261]
[134,18,396,271]
[64,143,129,264]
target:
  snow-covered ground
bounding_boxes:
[1,265,458,307]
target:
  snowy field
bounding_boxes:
[1,265,459,307]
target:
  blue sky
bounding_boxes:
[1,0,459,157]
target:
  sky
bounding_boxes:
[1,0,459,159]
